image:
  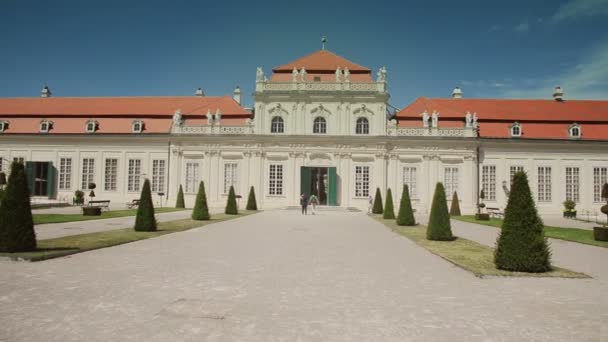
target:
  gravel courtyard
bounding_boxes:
[1,209,607,341]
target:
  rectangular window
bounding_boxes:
[481,165,496,201]
[354,165,370,198]
[152,160,166,193]
[444,167,459,197]
[268,164,283,195]
[223,162,238,194]
[593,167,608,202]
[402,167,417,198]
[81,158,95,190]
[565,167,580,202]
[127,159,141,192]
[185,162,199,193]
[58,158,72,190]
[510,165,524,183]
[104,158,118,191]
[537,166,552,202]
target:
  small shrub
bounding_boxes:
[426,182,453,241]
[134,179,157,232]
[192,181,210,221]
[383,188,395,219]
[175,184,185,208]
[225,185,238,215]
[396,184,416,226]
[0,162,37,252]
[246,186,258,211]
[450,191,461,216]
[372,188,383,214]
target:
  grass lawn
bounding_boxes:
[2,211,256,262]
[453,215,608,249]
[34,207,187,225]
[373,215,587,278]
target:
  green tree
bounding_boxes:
[383,188,395,219]
[372,188,383,214]
[246,186,258,211]
[175,184,185,208]
[397,184,416,226]
[225,185,238,215]
[192,181,210,221]
[426,182,454,241]
[450,191,462,216]
[495,171,552,272]
[134,179,157,232]
[0,162,37,252]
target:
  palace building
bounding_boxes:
[1,50,607,214]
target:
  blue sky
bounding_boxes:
[0,0,607,108]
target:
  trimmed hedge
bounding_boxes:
[225,185,238,215]
[0,162,36,252]
[383,188,395,219]
[450,191,461,216]
[397,184,416,226]
[426,182,453,241]
[372,188,383,214]
[134,179,157,232]
[192,181,210,221]
[246,186,258,211]
[175,184,185,208]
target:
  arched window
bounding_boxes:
[271,116,284,133]
[355,117,369,135]
[313,117,327,134]
[569,124,581,138]
[510,122,522,137]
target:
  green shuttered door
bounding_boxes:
[47,161,56,199]
[300,167,311,197]
[328,167,337,206]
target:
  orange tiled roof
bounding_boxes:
[273,50,370,72]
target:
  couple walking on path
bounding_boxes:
[300,193,319,215]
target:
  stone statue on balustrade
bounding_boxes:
[335,67,342,82]
[206,110,213,125]
[172,109,182,127]
[292,68,299,82]
[465,112,472,128]
[343,67,350,81]
[422,111,430,128]
[300,68,307,82]
[377,66,387,82]
[431,111,439,128]
[256,67,264,82]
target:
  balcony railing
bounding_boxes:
[256,81,387,93]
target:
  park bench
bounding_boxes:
[126,199,140,209]
[486,207,504,219]
[86,200,111,211]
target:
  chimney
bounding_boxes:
[233,86,241,105]
[553,86,564,101]
[41,85,51,98]
[452,86,462,99]
[195,88,205,96]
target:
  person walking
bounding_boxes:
[309,193,319,215]
[300,193,308,215]
[368,195,373,214]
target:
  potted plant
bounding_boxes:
[73,190,85,205]
[475,189,490,220]
[562,200,577,218]
[594,183,608,241]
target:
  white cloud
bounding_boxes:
[514,21,529,33]
[552,0,608,22]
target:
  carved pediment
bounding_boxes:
[310,104,331,116]
[309,152,332,161]
[269,103,289,116]
[353,104,374,115]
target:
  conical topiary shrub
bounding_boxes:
[450,191,461,216]
[175,184,185,208]
[0,162,36,252]
[192,181,210,220]
[397,184,416,226]
[134,179,157,232]
[383,188,395,219]
[426,182,453,241]
[225,185,238,215]
[372,188,383,214]
[494,171,551,272]
[246,186,258,211]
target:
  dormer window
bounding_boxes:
[510,122,522,137]
[569,123,581,138]
[39,120,52,133]
[132,120,144,133]
[0,120,8,133]
[85,120,98,133]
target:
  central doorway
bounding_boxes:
[25,161,56,198]
[300,167,338,206]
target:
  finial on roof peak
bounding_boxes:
[321,35,327,50]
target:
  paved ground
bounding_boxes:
[540,214,601,230]
[1,210,607,341]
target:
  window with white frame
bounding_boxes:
[537,166,552,202]
[444,167,459,197]
[58,158,72,190]
[268,164,283,195]
[0,120,8,132]
[81,158,95,190]
[223,162,238,194]
[270,116,284,133]
[565,167,580,202]
[510,166,524,183]
[481,165,496,201]
[569,124,581,138]
[152,160,165,193]
[127,159,141,192]
[185,162,199,193]
[354,165,370,197]
[593,167,608,202]
[132,120,144,133]
[104,158,118,191]
[39,120,52,133]
[355,117,369,135]
[510,122,522,137]
[402,167,417,198]
[85,120,97,133]
[313,117,327,134]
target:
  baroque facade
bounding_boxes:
[0,50,607,214]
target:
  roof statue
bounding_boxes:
[206,109,213,125]
[465,112,472,128]
[422,111,430,128]
[292,68,299,82]
[256,67,264,82]
[377,66,387,82]
[215,108,222,123]
[472,112,478,128]
[431,111,439,128]
[335,67,342,82]
[172,109,182,127]
[300,68,307,82]
[343,67,350,82]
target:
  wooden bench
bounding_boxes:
[486,207,504,219]
[126,199,140,209]
[86,200,111,211]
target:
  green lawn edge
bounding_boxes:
[2,211,258,262]
[34,207,187,225]
[453,215,608,249]
[372,215,588,279]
